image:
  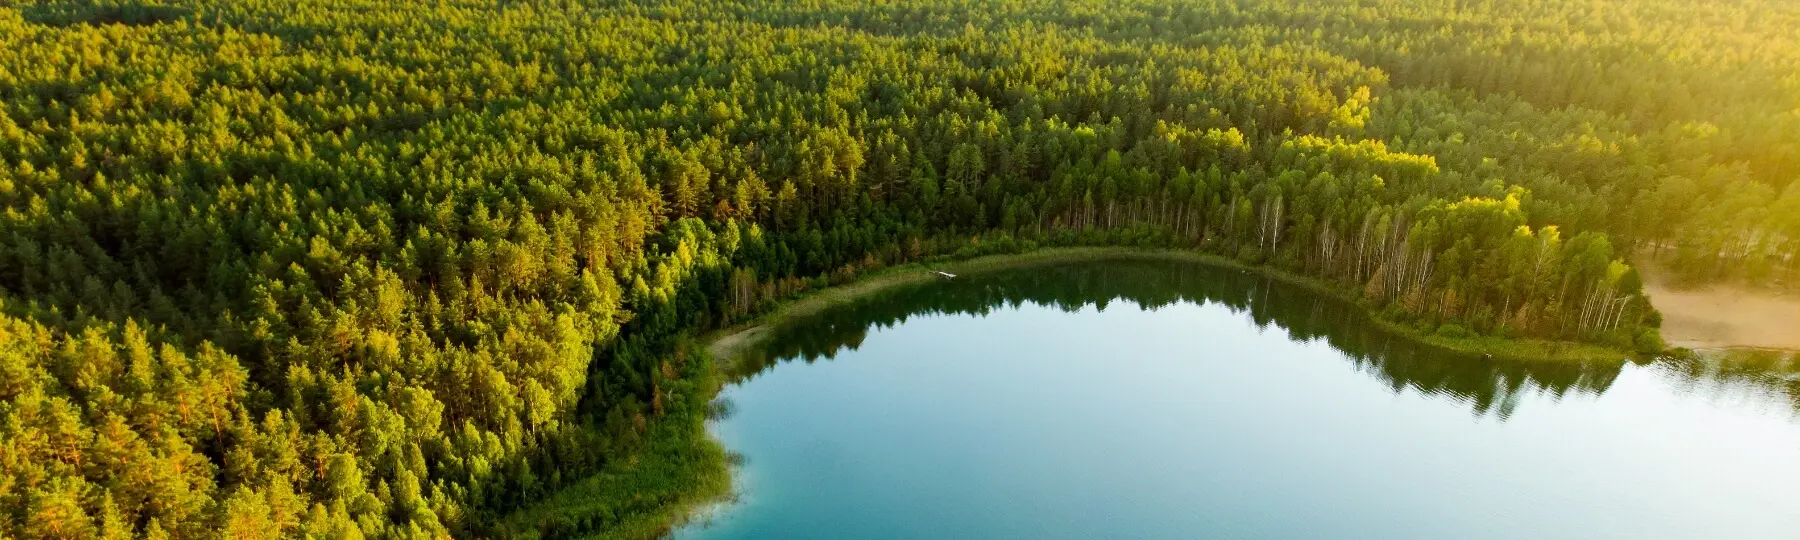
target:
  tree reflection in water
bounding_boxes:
[728,259,1800,420]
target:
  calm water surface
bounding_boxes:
[676,260,1800,539]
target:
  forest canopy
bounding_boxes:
[2,0,1795,537]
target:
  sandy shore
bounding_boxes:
[1639,262,1800,351]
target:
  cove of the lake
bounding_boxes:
[676,259,1800,540]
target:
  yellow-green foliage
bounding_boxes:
[1,0,1790,536]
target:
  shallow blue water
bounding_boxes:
[677,261,1800,539]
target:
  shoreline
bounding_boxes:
[704,247,1173,364]
[515,246,1647,538]
[1635,257,1800,353]
[1685,345,1800,356]
[707,246,1637,367]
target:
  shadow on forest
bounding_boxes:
[726,258,1800,419]
[21,0,192,27]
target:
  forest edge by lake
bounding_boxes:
[709,247,1641,367]
[687,246,1800,537]
[501,245,1691,538]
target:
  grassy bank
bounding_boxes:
[494,416,731,539]
[495,346,733,539]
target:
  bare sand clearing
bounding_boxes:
[1639,263,1800,351]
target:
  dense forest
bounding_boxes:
[1,0,1794,536]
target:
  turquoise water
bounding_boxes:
[677,260,1800,539]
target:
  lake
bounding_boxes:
[676,259,1800,539]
